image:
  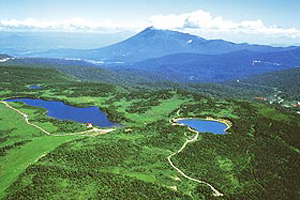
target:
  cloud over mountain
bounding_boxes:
[148,10,300,39]
[1,10,300,45]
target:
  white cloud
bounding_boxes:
[0,17,141,33]
[148,10,300,39]
[1,10,300,45]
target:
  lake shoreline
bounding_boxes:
[4,97,119,128]
[3,96,124,125]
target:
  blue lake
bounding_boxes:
[28,86,43,89]
[5,98,118,127]
[177,119,228,134]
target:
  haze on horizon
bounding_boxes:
[1,0,300,46]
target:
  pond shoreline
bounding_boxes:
[171,117,232,133]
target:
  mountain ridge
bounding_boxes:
[106,47,300,82]
[24,27,298,62]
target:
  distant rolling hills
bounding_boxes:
[3,27,300,84]
[2,54,300,102]
[0,57,168,84]
[107,48,300,82]
[2,46,300,84]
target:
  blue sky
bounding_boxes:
[0,0,300,45]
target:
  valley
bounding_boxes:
[0,64,299,199]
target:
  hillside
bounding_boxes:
[0,57,168,84]
[2,54,300,102]
[236,67,300,101]
[108,48,300,82]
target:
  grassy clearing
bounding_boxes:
[0,135,78,198]
[0,103,79,198]
[41,94,109,106]
[3,101,58,133]
[256,104,291,122]
[122,95,189,125]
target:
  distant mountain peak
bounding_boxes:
[146,26,155,30]
[139,26,169,34]
[142,26,168,32]
[137,26,206,41]
[24,27,298,63]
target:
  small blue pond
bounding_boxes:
[177,119,228,134]
[5,98,118,127]
[28,86,43,89]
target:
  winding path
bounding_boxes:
[168,109,224,197]
[3,100,223,196]
[2,101,51,135]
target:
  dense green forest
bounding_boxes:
[0,62,269,101]
[0,64,300,199]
